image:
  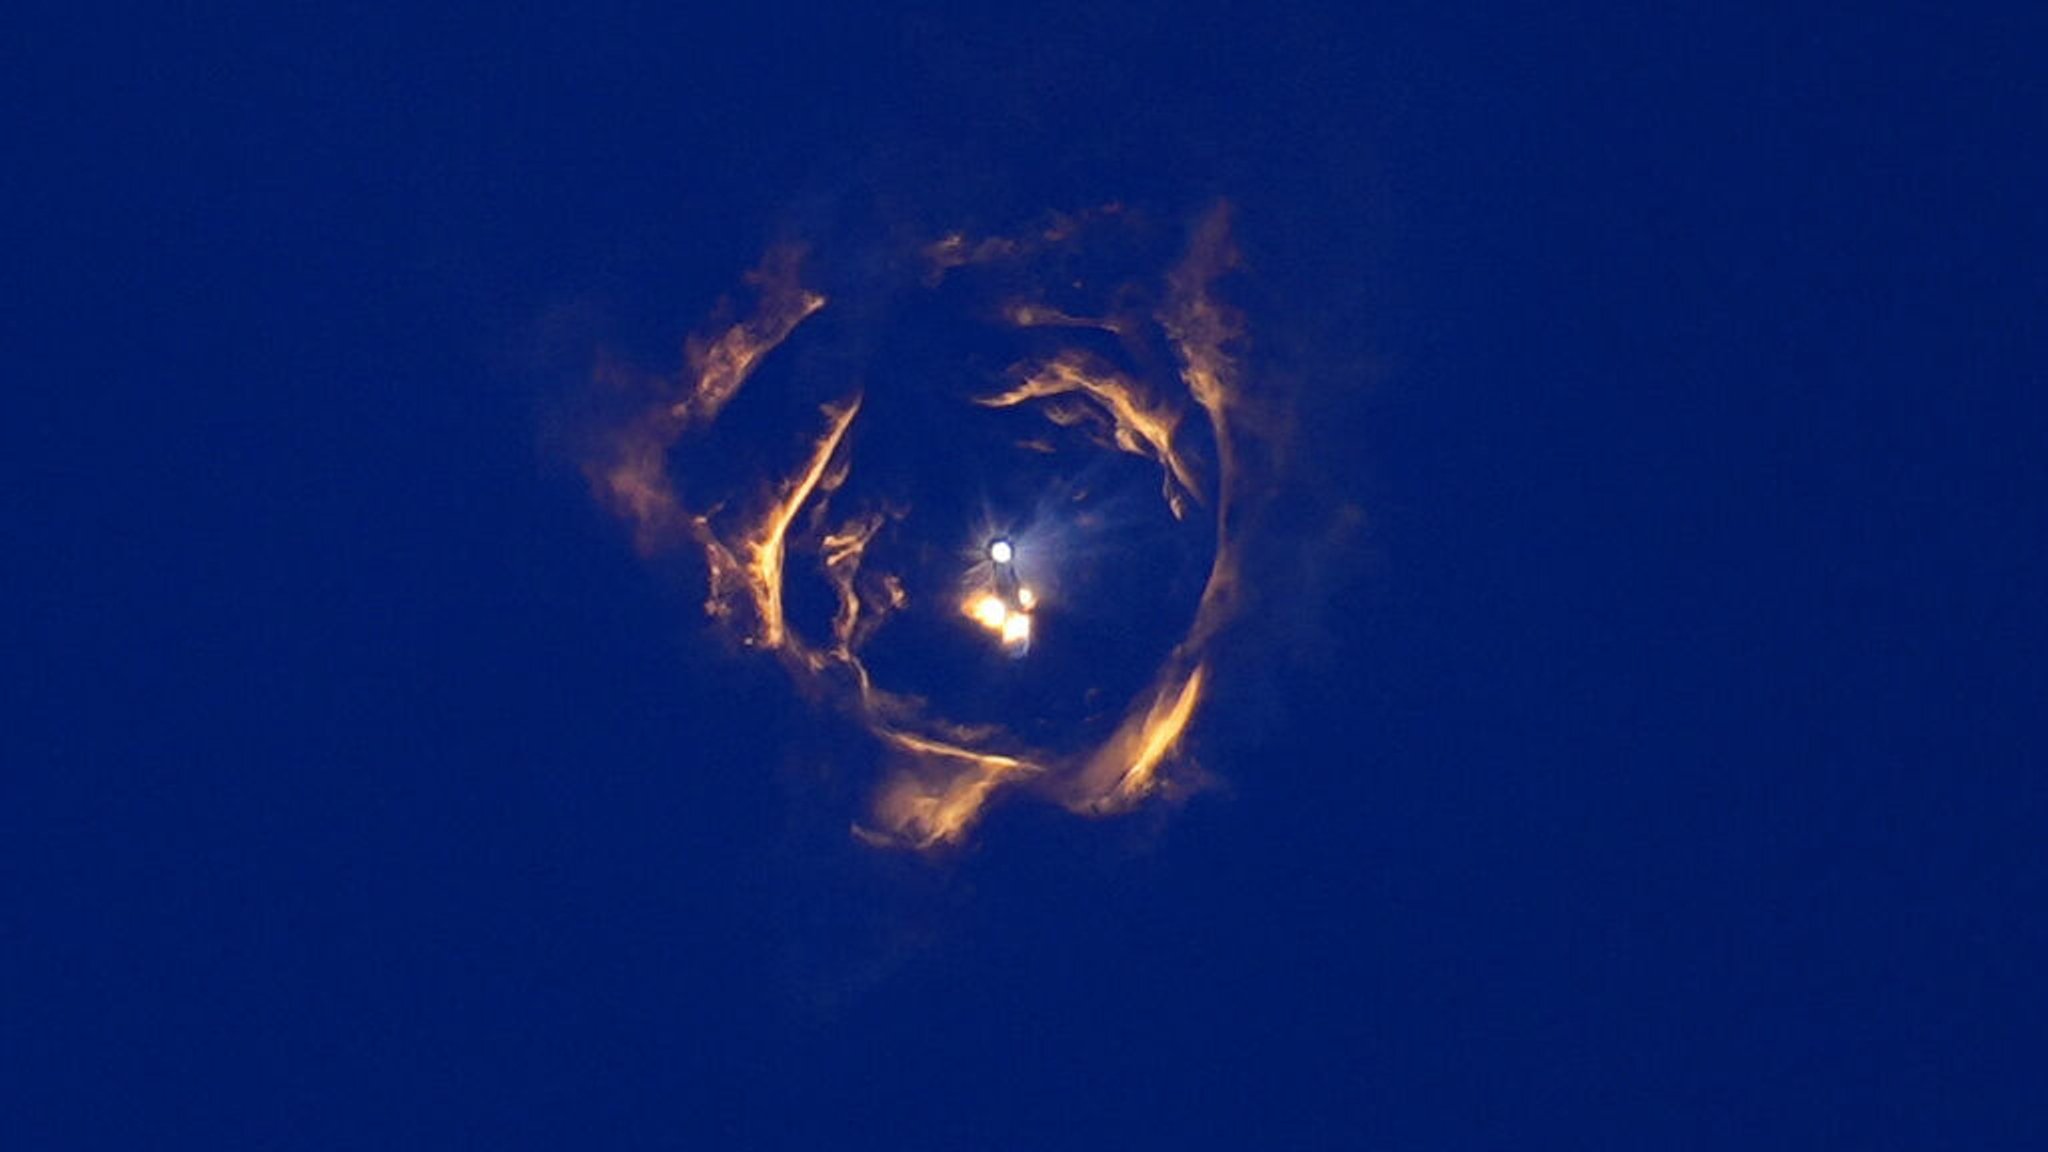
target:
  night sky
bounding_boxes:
[8,5,2044,1148]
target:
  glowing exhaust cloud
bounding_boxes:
[580,203,1264,850]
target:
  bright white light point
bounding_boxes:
[1017,586,1036,609]
[988,539,1014,564]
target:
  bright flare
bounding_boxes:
[1000,612,1032,648]
[969,593,1009,630]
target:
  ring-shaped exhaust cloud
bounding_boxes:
[581,203,1271,850]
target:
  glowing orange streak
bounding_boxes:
[821,512,885,655]
[1120,662,1205,795]
[866,730,1041,848]
[863,769,1002,849]
[1062,660,1206,812]
[587,245,827,555]
[877,727,1038,773]
[677,249,826,424]
[743,396,861,650]
[1003,301,1126,335]
[977,352,1202,519]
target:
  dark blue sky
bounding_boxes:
[7,4,2043,1148]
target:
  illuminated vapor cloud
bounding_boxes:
[583,204,1262,849]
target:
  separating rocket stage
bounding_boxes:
[965,537,1036,656]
